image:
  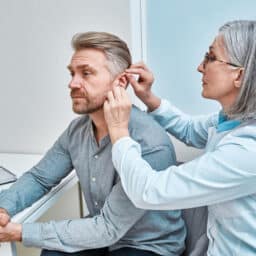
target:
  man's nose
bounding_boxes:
[69,77,82,89]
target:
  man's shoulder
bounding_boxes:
[130,105,177,168]
[130,105,157,126]
[130,105,166,133]
[129,105,173,147]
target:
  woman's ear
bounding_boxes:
[234,68,244,88]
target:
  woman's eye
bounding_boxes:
[209,55,216,62]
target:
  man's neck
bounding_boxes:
[89,109,109,144]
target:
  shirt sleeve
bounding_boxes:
[112,134,256,210]
[22,143,174,252]
[22,182,145,252]
[149,99,218,148]
[0,128,73,217]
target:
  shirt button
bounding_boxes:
[94,155,99,159]
[91,177,96,182]
[94,201,98,206]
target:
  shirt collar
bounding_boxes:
[217,110,241,132]
[88,118,110,148]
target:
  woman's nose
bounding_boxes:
[197,61,205,73]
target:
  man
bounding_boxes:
[0,32,186,256]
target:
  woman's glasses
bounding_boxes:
[203,52,242,68]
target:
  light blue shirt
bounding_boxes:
[112,99,256,255]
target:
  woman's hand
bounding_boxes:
[103,86,131,144]
[125,62,154,99]
[125,62,161,111]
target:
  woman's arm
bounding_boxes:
[150,99,218,148]
[112,134,256,210]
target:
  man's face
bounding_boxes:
[68,48,114,114]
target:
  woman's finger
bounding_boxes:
[125,67,146,75]
[103,99,109,112]
[126,68,151,82]
[106,90,115,103]
[120,87,131,103]
[113,86,122,101]
[126,74,140,90]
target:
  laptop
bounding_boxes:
[0,166,17,185]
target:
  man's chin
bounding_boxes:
[72,105,103,115]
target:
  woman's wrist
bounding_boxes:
[141,93,161,112]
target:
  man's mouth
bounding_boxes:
[70,91,85,98]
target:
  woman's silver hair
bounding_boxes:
[71,32,131,78]
[219,20,256,120]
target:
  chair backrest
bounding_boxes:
[181,206,209,256]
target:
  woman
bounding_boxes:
[103,20,256,255]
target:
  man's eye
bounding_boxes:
[70,72,74,77]
[83,71,91,76]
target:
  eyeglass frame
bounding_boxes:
[203,52,242,68]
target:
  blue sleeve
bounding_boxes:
[112,134,256,210]
[0,128,73,216]
[149,99,218,148]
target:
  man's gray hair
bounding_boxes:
[219,20,256,120]
[71,31,131,78]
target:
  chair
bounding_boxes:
[181,206,209,256]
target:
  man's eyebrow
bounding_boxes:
[67,64,96,72]
[67,65,73,71]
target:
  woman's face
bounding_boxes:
[197,35,242,110]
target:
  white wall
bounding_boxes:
[0,1,131,255]
[0,0,131,154]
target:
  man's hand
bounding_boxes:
[104,86,131,144]
[0,222,22,242]
[0,208,10,227]
[125,62,161,112]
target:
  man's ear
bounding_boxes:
[115,73,128,88]
[234,68,244,88]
